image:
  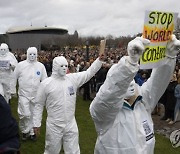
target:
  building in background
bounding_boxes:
[0,26,78,52]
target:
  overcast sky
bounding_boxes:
[0,0,179,37]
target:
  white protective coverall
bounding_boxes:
[0,43,18,103]
[13,47,47,136]
[33,56,102,154]
[90,35,180,154]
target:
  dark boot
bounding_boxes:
[29,134,37,141]
[22,133,29,141]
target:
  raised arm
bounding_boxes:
[140,35,180,113]
[90,37,150,132]
[72,40,106,87]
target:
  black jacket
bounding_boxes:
[0,94,20,150]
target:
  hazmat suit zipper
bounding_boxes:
[63,79,67,123]
[31,64,35,99]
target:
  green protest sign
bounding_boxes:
[140,11,178,69]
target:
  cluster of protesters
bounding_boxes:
[13,46,126,99]
[0,34,180,154]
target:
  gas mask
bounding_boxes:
[52,56,68,77]
[124,80,136,99]
[0,43,9,56]
[27,47,37,62]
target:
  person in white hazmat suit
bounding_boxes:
[0,43,18,103]
[33,41,105,154]
[12,47,47,141]
[89,34,180,154]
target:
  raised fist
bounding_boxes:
[127,37,150,65]
[166,34,180,59]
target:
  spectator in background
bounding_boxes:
[78,61,85,94]
[68,59,76,73]
[174,77,180,123]
[134,70,147,86]
[12,47,47,141]
[82,61,92,101]
[161,72,178,124]
[174,64,179,77]
[95,62,109,92]
[90,75,96,94]
[43,58,52,77]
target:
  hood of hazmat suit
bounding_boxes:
[0,43,9,57]
[52,56,68,77]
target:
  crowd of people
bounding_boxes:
[0,34,180,153]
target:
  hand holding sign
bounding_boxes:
[166,34,180,59]
[127,37,150,65]
[0,60,10,69]
[140,10,178,69]
[99,39,106,61]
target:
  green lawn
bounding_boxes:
[10,96,180,154]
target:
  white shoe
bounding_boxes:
[168,120,174,125]
[166,118,171,122]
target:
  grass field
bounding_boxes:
[10,96,180,154]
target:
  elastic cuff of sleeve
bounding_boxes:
[98,57,103,62]
[166,55,177,59]
[126,57,138,66]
